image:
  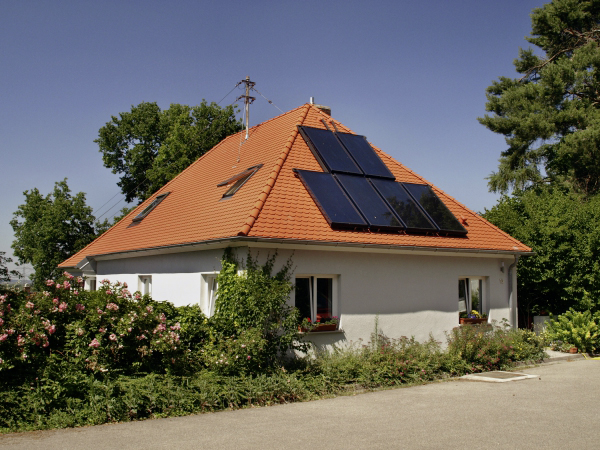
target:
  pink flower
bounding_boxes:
[106,303,119,311]
[17,335,25,346]
[48,325,56,335]
[42,341,49,348]
[134,293,141,300]
[0,334,8,342]
[0,318,3,326]
[73,290,79,296]
[109,333,117,341]
[106,289,112,295]
[76,328,84,336]
[42,291,50,297]
[52,298,59,305]
[99,328,106,333]
[76,304,85,311]
[97,308,103,315]
[241,344,246,348]
[146,305,153,313]
[89,338,100,348]
[127,327,132,333]
[58,302,67,312]
[76,276,83,284]
[25,301,34,309]
[63,281,71,289]
[46,280,54,287]
[247,355,251,360]
[170,323,181,331]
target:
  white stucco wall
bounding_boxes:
[90,245,516,345]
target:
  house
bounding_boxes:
[59,103,532,346]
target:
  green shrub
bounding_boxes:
[211,250,307,370]
[544,309,600,353]
[446,321,546,370]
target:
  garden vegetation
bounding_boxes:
[0,252,546,433]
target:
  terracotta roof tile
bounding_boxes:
[60,104,530,268]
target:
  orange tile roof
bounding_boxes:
[60,104,530,268]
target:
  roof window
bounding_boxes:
[218,164,263,198]
[132,192,170,222]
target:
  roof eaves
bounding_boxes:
[60,235,534,268]
[237,104,312,236]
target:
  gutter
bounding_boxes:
[60,235,533,269]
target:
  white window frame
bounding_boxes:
[459,276,487,315]
[201,272,219,317]
[294,275,339,323]
[138,275,152,296]
[85,276,97,292]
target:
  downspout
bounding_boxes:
[508,255,520,329]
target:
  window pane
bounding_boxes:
[295,278,312,320]
[316,278,333,321]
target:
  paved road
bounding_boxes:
[1,359,598,449]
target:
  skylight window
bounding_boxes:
[132,192,170,222]
[218,164,263,198]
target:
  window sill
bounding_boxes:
[298,328,344,335]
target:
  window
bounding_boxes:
[84,277,97,292]
[217,164,263,198]
[139,275,152,296]
[201,273,218,317]
[458,277,485,315]
[295,276,337,323]
[132,192,170,222]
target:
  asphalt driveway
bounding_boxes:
[1,358,598,449]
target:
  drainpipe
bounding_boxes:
[508,255,520,329]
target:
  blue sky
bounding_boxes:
[1,0,544,274]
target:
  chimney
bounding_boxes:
[309,97,331,115]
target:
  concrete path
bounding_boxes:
[1,358,598,449]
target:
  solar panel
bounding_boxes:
[294,170,367,228]
[370,179,437,232]
[335,174,403,229]
[403,183,467,235]
[298,126,362,175]
[336,132,395,179]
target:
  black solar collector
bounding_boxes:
[336,132,395,179]
[335,174,404,229]
[403,183,467,235]
[294,169,367,229]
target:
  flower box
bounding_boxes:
[298,323,338,332]
[459,318,488,325]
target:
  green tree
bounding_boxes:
[0,252,20,283]
[10,180,99,288]
[97,101,242,203]
[479,0,600,195]
[483,186,600,316]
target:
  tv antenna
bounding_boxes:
[236,76,255,140]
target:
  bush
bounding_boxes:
[0,274,193,383]
[544,309,600,353]
[211,250,306,372]
[445,321,546,371]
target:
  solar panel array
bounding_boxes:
[295,126,467,236]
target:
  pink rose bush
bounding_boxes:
[0,275,189,377]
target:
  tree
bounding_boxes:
[479,0,600,195]
[0,252,20,283]
[97,101,242,203]
[10,180,99,288]
[483,186,600,318]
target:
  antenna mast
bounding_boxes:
[237,76,255,140]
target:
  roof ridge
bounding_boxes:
[374,147,530,251]
[238,104,311,236]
